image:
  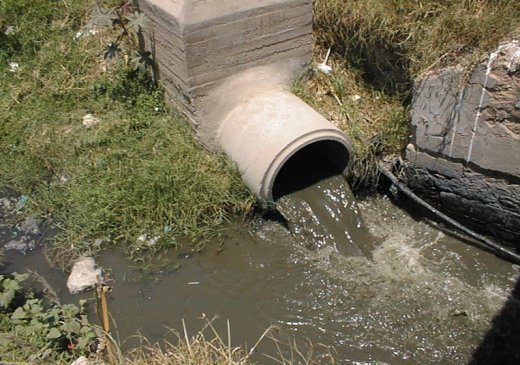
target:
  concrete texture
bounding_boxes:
[138,0,353,201]
[219,90,353,200]
[407,39,520,245]
[139,0,312,144]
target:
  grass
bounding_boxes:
[313,0,520,93]
[294,0,520,188]
[293,57,409,189]
[124,318,336,365]
[0,0,254,266]
[2,0,518,363]
[3,0,518,257]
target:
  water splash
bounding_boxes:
[280,194,519,364]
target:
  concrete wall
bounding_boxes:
[406,40,520,246]
[136,0,356,202]
[139,0,312,145]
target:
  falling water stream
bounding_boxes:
[1,174,520,364]
[276,175,373,258]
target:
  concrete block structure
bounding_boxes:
[139,0,313,142]
[138,0,354,202]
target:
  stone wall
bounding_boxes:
[406,40,520,247]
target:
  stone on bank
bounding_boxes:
[67,257,103,294]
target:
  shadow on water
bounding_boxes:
[469,275,520,365]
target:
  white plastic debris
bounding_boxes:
[88,25,98,36]
[74,25,97,40]
[351,94,362,102]
[4,25,16,35]
[8,62,19,72]
[137,233,161,246]
[509,47,520,73]
[317,48,333,74]
[82,114,99,128]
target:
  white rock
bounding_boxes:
[67,257,102,294]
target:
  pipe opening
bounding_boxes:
[272,140,350,201]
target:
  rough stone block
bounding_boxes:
[505,212,520,231]
[407,165,520,245]
[414,151,438,172]
[411,41,520,178]
[406,148,417,165]
[435,158,464,179]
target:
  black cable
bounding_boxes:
[379,164,520,265]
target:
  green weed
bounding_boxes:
[0,273,97,363]
[0,0,253,266]
[293,59,409,188]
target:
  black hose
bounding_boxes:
[379,164,520,265]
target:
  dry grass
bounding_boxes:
[293,55,409,189]
[313,0,520,92]
[123,319,336,365]
[296,0,520,188]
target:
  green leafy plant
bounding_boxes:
[0,273,29,309]
[89,0,153,73]
[0,273,97,363]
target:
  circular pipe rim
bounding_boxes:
[261,129,353,201]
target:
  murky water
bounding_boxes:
[276,175,374,257]
[1,185,519,364]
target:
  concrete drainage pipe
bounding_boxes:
[218,90,354,201]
